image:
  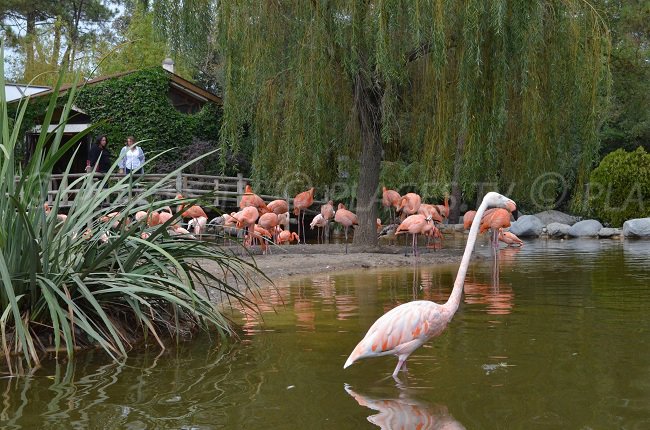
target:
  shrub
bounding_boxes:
[588,147,650,226]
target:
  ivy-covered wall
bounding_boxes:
[13,67,222,172]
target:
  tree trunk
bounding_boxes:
[449,135,466,224]
[24,12,36,81]
[52,18,62,68]
[352,71,382,247]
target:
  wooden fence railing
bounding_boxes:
[38,172,324,212]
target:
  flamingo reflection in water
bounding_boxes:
[491,245,522,288]
[345,385,466,430]
[464,279,515,316]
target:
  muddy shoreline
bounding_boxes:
[241,243,466,281]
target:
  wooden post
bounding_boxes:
[284,191,291,232]
[236,173,244,206]
[213,179,220,207]
[182,175,189,195]
[175,171,182,193]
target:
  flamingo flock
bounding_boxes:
[43,183,521,256]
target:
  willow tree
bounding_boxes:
[217,1,609,244]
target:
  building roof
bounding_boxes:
[23,69,222,105]
[5,83,51,102]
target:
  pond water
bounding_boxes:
[2,238,650,429]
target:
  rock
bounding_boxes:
[546,222,571,238]
[534,210,580,226]
[509,215,544,237]
[568,219,603,237]
[598,227,622,238]
[623,218,650,237]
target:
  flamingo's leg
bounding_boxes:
[392,357,407,378]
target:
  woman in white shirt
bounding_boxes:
[118,136,145,174]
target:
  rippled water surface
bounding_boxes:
[2,239,650,429]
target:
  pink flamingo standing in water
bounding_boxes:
[344,192,516,378]
[480,208,513,250]
[293,187,314,243]
[334,203,358,254]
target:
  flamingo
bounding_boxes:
[157,206,178,229]
[176,194,208,226]
[188,216,208,237]
[134,210,160,227]
[293,187,314,243]
[334,203,358,254]
[434,194,450,220]
[168,224,196,239]
[321,200,335,220]
[310,213,328,243]
[277,212,290,231]
[480,208,513,250]
[43,203,68,223]
[240,184,270,214]
[396,193,421,219]
[219,213,241,244]
[425,224,444,250]
[277,229,299,245]
[498,228,523,247]
[417,204,443,224]
[267,199,289,215]
[258,212,280,243]
[463,210,477,231]
[320,200,335,243]
[232,206,259,246]
[343,192,516,378]
[394,214,432,257]
[100,211,130,230]
[252,224,273,254]
[382,187,401,223]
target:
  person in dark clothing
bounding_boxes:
[86,135,112,173]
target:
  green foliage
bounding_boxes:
[1,48,259,374]
[596,0,650,155]
[15,67,222,172]
[217,1,610,209]
[1,0,116,83]
[588,147,650,226]
[97,5,193,80]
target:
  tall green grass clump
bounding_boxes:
[1,46,262,375]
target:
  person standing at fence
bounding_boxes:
[86,135,112,173]
[118,136,145,174]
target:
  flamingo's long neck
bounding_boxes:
[444,198,490,315]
